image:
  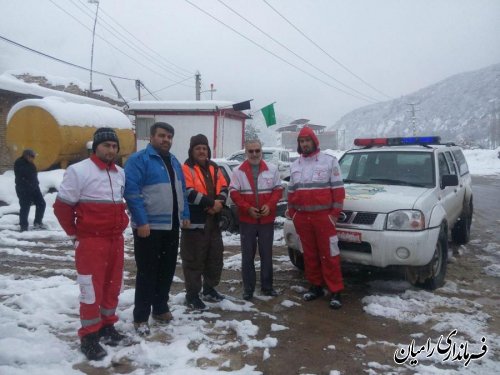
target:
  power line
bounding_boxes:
[216,0,381,103]
[93,1,194,77]
[139,81,160,100]
[48,0,193,86]
[0,34,135,81]
[262,0,392,100]
[184,0,377,103]
[141,76,194,99]
[71,0,193,83]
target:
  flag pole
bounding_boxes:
[218,99,254,111]
[250,101,277,116]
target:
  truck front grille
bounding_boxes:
[352,212,378,225]
[338,211,353,223]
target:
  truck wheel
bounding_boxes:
[288,247,304,270]
[219,207,236,232]
[406,224,448,290]
[451,200,473,244]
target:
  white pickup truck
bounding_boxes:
[284,136,473,290]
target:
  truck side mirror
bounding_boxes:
[441,174,458,189]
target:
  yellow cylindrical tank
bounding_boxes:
[7,97,135,171]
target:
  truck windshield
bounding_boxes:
[339,151,435,188]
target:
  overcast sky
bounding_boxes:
[1,0,499,126]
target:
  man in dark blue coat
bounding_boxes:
[14,149,46,232]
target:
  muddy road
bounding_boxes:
[1,176,498,374]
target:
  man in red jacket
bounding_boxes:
[287,126,346,309]
[54,128,129,360]
[229,139,283,300]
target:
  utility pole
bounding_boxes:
[109,79,127,104]
[135,80,141,101]
[195,71,201,100]
[407,102,420,136]
[490,99,499,149]
[209,83,216,100]
[88,0,100,94]
[491,115,497,149]
[337,128,346,150]
[497,101,500,149]
[200,83,217,100]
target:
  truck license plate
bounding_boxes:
[337,230,362,243]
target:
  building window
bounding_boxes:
[136,117,155,139]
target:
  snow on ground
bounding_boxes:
[358,226,500,373]
[0,150,499,373]
[462,148,500,176]
[0,231,269,374]
[359,279,500,374]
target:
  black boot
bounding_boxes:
[185,295,207,310]
[80,332,107,360]
[202,288,225,302]
[303,285,325,301]
[329,292,342,310]
[242,290,253,301]
[99,325,127,347]
[261,288,278,297]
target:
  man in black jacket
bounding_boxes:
[14,149,46,231]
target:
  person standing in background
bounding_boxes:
[124,122,190,336]
[14,148,46,231]
[54,127,129,360]
[287,126,346,309]
[229,139,283,301]
[181,134,228,310]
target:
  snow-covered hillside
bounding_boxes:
[334,63,500,148]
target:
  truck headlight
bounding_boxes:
[386,210,425,231]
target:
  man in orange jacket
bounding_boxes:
[229,139,283,300]
[181,134,228,310]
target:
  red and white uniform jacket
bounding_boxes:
[54,155,129,238]
[288,150,345,218]
[229,160,283,224]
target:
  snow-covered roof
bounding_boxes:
[7,97,133,129]
[128,100,235,112]
[0,72,112,108]
[5,69,89,90]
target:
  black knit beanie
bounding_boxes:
[92,127,120,153]
[188,133,211,160]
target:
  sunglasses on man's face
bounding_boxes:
[246,149,261,154]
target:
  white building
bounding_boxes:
[127,100,249,160]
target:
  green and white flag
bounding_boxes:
[261,103,276,127]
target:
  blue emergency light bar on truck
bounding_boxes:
[354,136,441,147]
